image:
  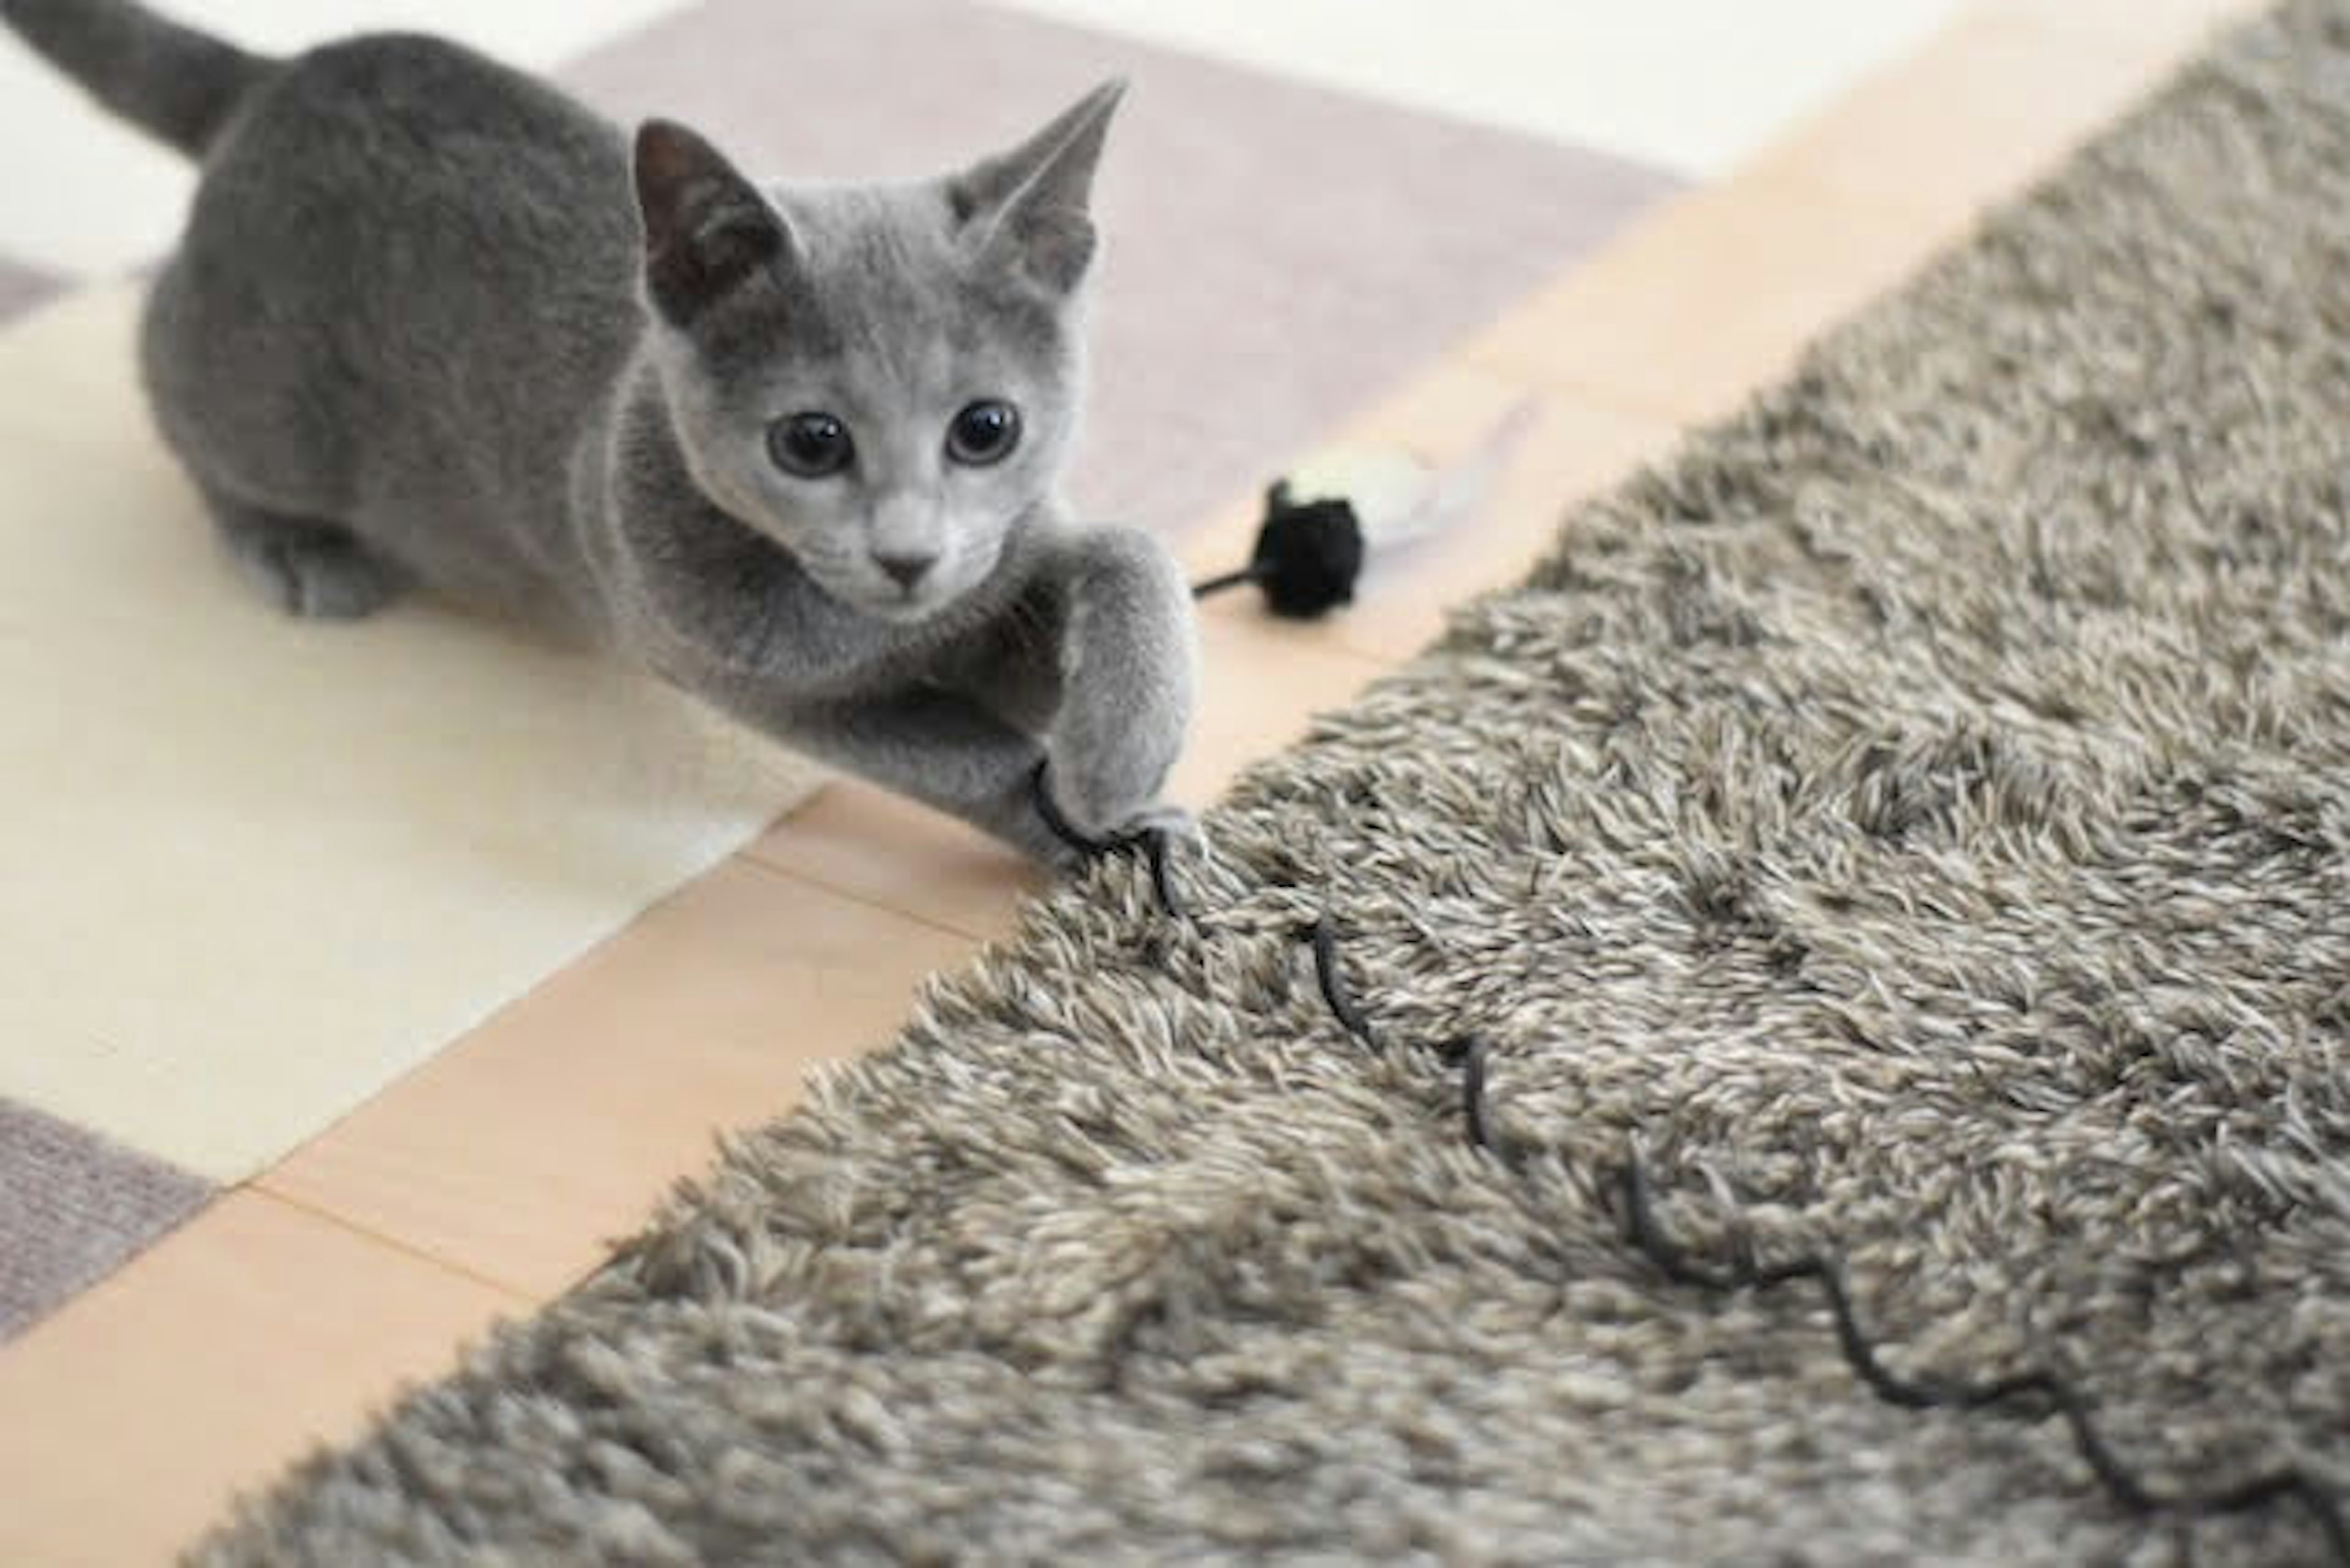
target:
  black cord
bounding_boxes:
[1031,760,1116,857]
[1611,1157,2348,1555]
[1030,760,1187,919]
[1310,913,1378,1049]
[1459,1036,1494,1153]
[1190,564,1263,599]
[1140,829,1185,920]
[1026,766,2350,1561]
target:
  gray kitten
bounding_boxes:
[4,0,1198,865]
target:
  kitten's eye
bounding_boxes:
[946,400,1021,466]
[769,412,854,477]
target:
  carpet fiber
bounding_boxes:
[206,2,2350,1561]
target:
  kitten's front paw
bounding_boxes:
[1041,736,1177,843]
[1028,762,1202,876]
[1111,803,1204,856]
[1046,524,1197,833]
[1094,804,1209,913]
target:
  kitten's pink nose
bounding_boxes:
[875,550,937,591]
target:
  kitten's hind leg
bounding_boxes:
[203,491,406,621]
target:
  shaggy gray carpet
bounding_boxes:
[206,3,2350,1562]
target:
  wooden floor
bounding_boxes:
[0,3,2255,1561]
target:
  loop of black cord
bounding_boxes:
[1310,914,1377,1049]
[1614,1160,2347,1555]
[1027,766,2349,1561]
[1031,761,1185,918]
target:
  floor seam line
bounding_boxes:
[244,1185,540,1305]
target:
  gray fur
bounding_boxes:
[2,2,1195,859]
[1,0,265,156]
[196,2,2350,1561]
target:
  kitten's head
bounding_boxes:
[629,84,1121,624]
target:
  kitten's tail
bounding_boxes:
[2,0,274,159]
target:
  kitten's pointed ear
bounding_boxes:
[948,80,1125,296]
[632,119,791,324]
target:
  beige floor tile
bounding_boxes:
[0,283,155,450]
[747,782,1047,942]
[0,1192,518,1568]
[0,419,823,1188]
[1744,10,2218,234]
[1971,0,2257,58]
[1460,173,1961,423]
[1169,605,1387,807]
[258,857,976,1299]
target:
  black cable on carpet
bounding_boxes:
[1031,764,2350,1563]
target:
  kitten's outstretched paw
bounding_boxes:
[1028,763,1203,894]
[1034,766,1203,865]
[1117,806,1209,916]
[1114,804,1204,856]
